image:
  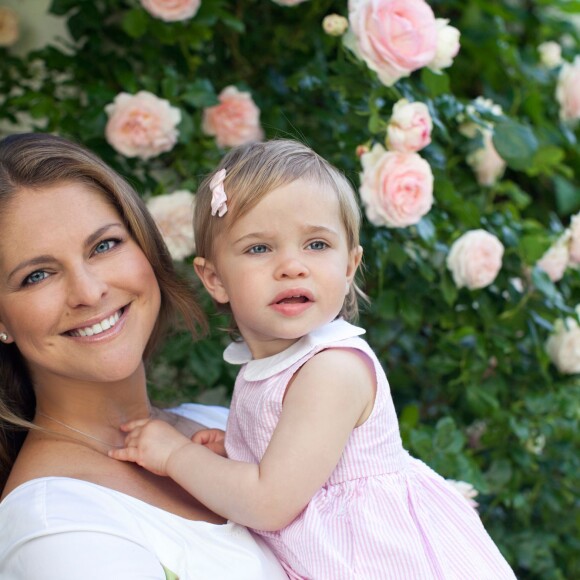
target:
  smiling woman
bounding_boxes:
[0,133,287,579]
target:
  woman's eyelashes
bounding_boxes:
[21,238,123,287]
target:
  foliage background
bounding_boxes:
[1,0,579,577]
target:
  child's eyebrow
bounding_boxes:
[302,224,341,237]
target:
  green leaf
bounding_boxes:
[182,79,218,108]
[122,9,149,39]
[554,175,580,216]
[493,119,539,171]
[420,68,450,97]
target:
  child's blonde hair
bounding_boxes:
[194,139,365,320]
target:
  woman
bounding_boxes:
[0,133,287,579]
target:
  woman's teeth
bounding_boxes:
[69,310,121,337]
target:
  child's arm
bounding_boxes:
[111,348,375,531]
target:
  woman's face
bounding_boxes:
[0,181,161,388]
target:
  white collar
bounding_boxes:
[223,319,366,381]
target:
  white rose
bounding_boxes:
[466,129,506,186]
[428,18,461,72]
[446,230,504,290]
[147,190,195,260]
[568,213,580,265]
[446,480,479,509]
[322,14,348,36]
[536,237,569,282]
[538,41,562,68]
[546,315,580,374]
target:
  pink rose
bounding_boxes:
[347,0,437,87]
[556,56,580,124]
[0,7,19,47]
[359,144,434,227]
[386,99,432,153]
[428,18,460,72]
[202,86,264,148]
[568,213,580,265]
[147,190,196,260]
[466,129,506,186]
[140,0,200,22]
[105,91,181,160]
[446,229,504,290]
[536,241,569,282]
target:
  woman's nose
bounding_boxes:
[66,266,108,307]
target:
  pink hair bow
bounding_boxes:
[210,168,228,217]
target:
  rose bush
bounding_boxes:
[105,91,181,159]
[2,0,579,576]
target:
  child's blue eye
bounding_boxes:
[94,239,118,254]
[308,241,328,251]
[23,270,49,286]
[248,244,269,254]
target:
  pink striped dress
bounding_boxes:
[224,319,516,579]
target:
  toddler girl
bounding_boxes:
[112,140,515,579]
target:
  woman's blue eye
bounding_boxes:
[95,239,117,254]
[24,271,49,286]
[308,240,328,251]
[248,245,269,254]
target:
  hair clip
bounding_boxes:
[210,168,228,217]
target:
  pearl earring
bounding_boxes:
[0,332,8,342]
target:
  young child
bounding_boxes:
[111,140,515,579]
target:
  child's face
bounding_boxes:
[199,178,362,359]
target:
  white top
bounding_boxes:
[0,404,287,580]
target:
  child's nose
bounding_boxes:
[274,255,309,279]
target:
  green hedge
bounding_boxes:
[1,0,579,576]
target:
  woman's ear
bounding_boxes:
[193,257,230,304]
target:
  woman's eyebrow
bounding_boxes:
[6,222,125,283]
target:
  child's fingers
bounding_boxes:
[119,418,150,432]
[108,447,139,463]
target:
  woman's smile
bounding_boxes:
[65,305,129,339]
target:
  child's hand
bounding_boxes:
[109,418,191,476]
[191,428,227,457]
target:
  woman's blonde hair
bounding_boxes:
[0,132,206,490]
[194,139,365,325]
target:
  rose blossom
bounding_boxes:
[568,213,580,265]
[359,144,433,228]
[386,99,432,153]
[140,0,200,22]
[466,129,506,186]
[428,18,461,72]
[0,7,19,47]
[322,14,348,36]
[347,0,437,87]
[538,41,562,68]
[105,91,181,160]
[556,56,580,124]
[446,230,504,290]
[536,238,569,282]
[546,313,580,374]
[147,190,195,260]
[446,480,479,509]
[202,86,264,148]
